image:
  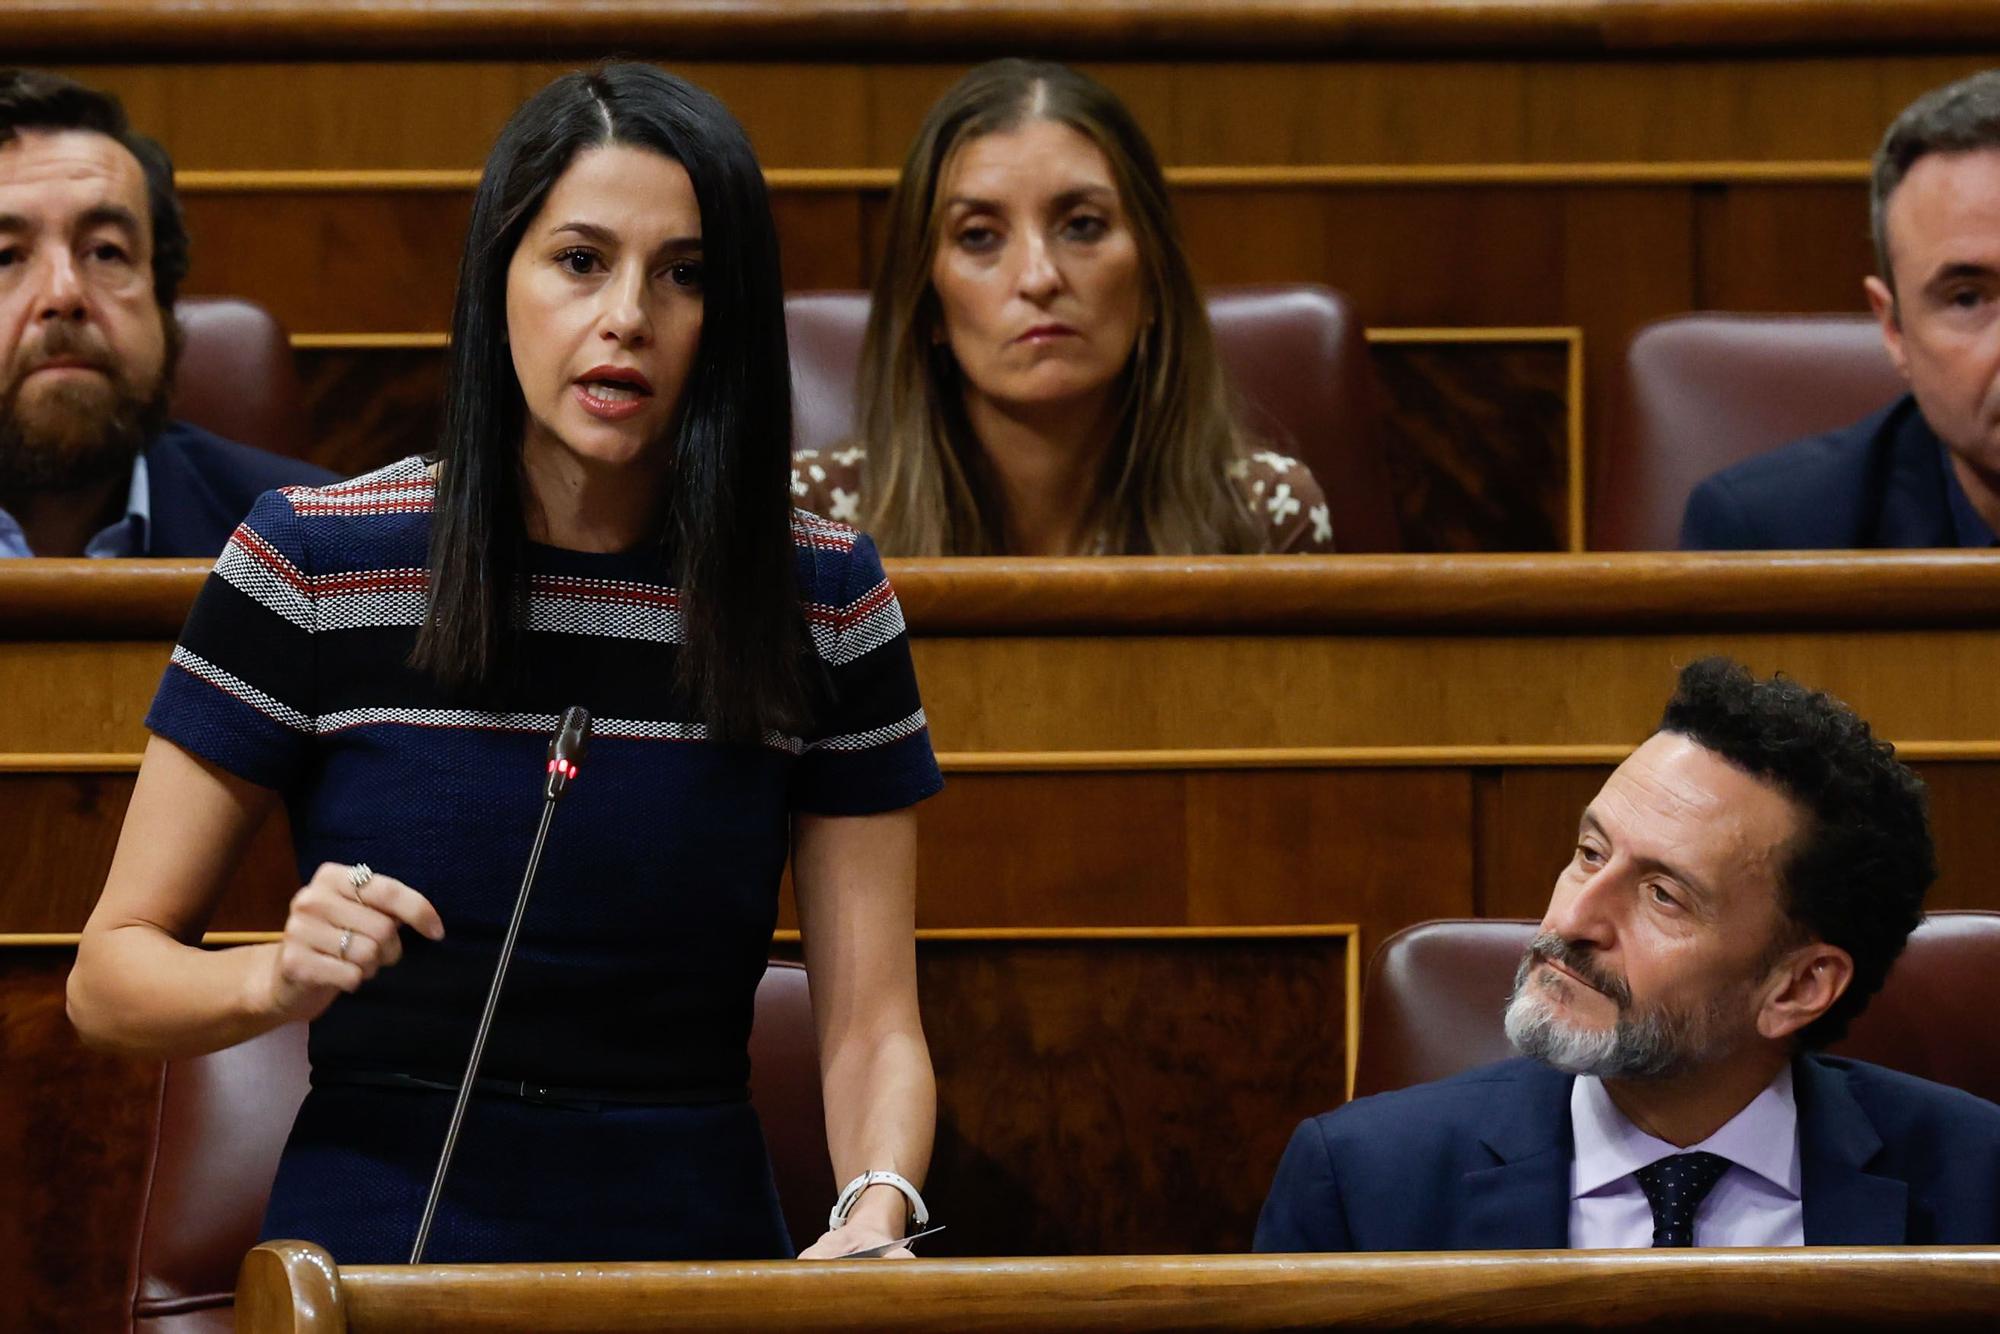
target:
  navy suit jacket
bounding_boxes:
[1254,1055,2000,1251]
[1678,394,1982,550]
[143,420,338,558]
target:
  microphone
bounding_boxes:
[544,705,589,800]
[409,706,592,1264]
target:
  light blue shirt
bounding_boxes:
[1569,1064,1804,1248]
[0,453,150,558]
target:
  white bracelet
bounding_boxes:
[829,1170,929,1231]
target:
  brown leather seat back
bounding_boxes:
[747,960,834,1251]
[1208,285,1400,553]
[1352,912,2000,1104]
[1833,911,2000,1096]
[131,962,829,1330]
[132,1022,309,1333]
[785,291,872,465]
[1350,919,1527,1100]
[170,297,309,458]
[783,284,1401,551]
[1594,314,1909,550]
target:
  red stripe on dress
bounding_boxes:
[229,524,310,592]
[289,497,436,516]
[805,578,895,628]
[790,514,857,551]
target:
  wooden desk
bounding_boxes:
[10,553,2000,1325]
[236,1241,2000,1332]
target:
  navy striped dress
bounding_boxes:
[146,458,943,1263]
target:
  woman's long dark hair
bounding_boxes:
[413,64,811,739]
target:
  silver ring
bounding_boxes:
[336,928,354,962]
[347,863,374,899]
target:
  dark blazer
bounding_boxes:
[1254,1055,2000,1251]
[1678,394,1982,550]
[144,420,339,558]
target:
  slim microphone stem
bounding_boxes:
[408,795,559,1265]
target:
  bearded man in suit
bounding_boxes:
[1257,658,2000,1251]
[0,68,331,560]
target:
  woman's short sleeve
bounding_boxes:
[145,488,317,792]
[792,522,944,816]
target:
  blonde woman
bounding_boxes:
[794,59,1335,556]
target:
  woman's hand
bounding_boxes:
[258,863,444,1023]
[797,1180,917,1259]
[797,1225,914,1259]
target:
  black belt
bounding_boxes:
[312,1068,749,1111]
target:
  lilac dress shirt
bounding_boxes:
[1568,1066,1805,1248]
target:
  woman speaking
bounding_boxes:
[67,65,940,1264]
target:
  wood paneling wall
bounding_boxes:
[38,57,2000,170]
[915,931,1352,1257]
[18,759,2000,943]
[15,552,2000,939]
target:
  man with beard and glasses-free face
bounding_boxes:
[1256,659,2000,1252]
[0,69,332,559]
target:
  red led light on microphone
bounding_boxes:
[544,759,578,778]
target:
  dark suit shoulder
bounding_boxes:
[1679,400,1907,550]
[1813,1054,2000,1142]
[1305,1058,1569,1193]
[143,421,339,558]
[1257,1059,1569,1253]
[1315,1058,1552,1143]
[152,420,339,493]
[1697,422,1878,492]
[1804,1054,2000,1242]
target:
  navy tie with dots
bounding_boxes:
[1634,1151,1732,1247]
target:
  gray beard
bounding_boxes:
[1502,945,1740,1080]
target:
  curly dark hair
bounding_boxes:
[0,68,190,312]
[1659,657,1934,1048]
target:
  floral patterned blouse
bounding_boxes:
[789,445,1339,553]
